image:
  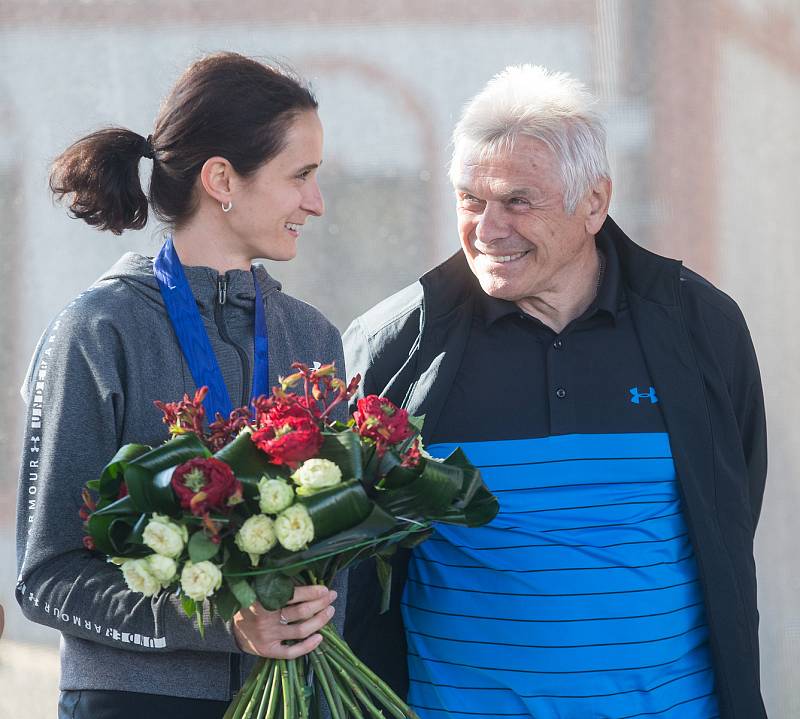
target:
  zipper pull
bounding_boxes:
[217,276,227,305]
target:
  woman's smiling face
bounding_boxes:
[229,110,325,262]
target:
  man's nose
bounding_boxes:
[302,179,324,217]
[475,201,508,244]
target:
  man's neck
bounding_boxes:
[514,248,603,333]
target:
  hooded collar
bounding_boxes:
[97,252,282,314]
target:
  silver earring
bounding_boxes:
[221,201,233,213]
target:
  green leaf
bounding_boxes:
[98,443,151,499]
[318,431,364,482]
[227,577,257,609]
[124,464,179,515]
[399,526,435,549]
[195,605,205,639]
[381,463,421,489]
[188,531,220,563]
[86,495,142,555]
[408,414,425,433]
[253,573,294,611]
[211,584,240,622]
[136,433,211,470]
[85,479,100,491]
[442,447,483,509]
[434,484,499,527]
[297,480,372,541]
[375,555,393,614]
[91,494,137,518]
[376,460,463,517]
[181,595,197,618]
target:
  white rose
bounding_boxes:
[146,554,178,586]
[180,561,223,602]
[235,514,277,566]
[274,504,315,552]
[121,558,160,597]
[142,514,188,559]
[258,477,295,514]
[291,459,342,496]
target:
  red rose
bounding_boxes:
[171,457,242,516]
[251,414,323,468]
[254,395,320,427]
[354,396,413,451]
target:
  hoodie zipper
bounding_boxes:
[215,274,245,695]
[214,274,252,409]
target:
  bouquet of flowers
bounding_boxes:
[81,363,498,719]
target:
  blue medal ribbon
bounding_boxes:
[153,235,269,421]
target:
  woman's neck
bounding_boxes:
[170,208,251,273]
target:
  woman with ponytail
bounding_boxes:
[17,52,344,719]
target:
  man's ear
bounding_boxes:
[199,157,234,206]
[584,176,612,235]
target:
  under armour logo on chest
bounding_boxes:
[630,386,659,404]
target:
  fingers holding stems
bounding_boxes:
[232,585,337,660]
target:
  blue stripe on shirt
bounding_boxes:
[403,433,719,719]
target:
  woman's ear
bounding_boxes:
[199,157,235,206]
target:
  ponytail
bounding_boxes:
[49,53,318,234]
[49,128,152,235]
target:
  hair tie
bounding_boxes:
[139,134,156,160]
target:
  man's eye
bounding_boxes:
[508,197,530,206]
[460,195,484,207]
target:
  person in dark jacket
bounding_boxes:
[16,53,344,719]
[343,64,767,719]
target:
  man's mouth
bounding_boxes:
[481,250,529,264]
[285,222,302,234]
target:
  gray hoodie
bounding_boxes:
[15,252,347,701]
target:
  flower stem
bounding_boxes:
[224,657,266,719]
[314,647,348,717]
[279,660,294,719]
[322,647,398,719]
[308,649,343,719]
[242,659,271,719]
[320,624,417,717]
[254,661,276,719]
[289,656,309,719]
[262,662,282,719]
[319,654,365,719]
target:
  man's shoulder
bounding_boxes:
[678,265,750,333]
[349,280,424,342]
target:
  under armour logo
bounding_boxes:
[630,386,658,404]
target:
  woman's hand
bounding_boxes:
[232,585,337,659]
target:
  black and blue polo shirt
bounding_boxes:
[402,236,720,718]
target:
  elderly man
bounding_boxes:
[343,66,766,719]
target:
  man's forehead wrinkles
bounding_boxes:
[458,172,538,198]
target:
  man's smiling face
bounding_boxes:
[453,135,598,305]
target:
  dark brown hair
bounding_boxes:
[50,52,318,234]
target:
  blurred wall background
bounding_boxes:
[0,0,797,716]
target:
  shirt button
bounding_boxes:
[555,387,567,399]
[553,338,564,350]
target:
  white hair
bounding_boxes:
[449,64,609,214]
